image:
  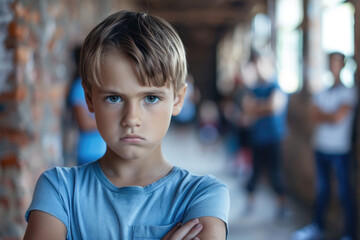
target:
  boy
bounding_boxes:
[24,10,229,239]
[292,52,357,240]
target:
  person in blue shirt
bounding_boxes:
[24,10,229,240]
[241,49,288,217]
[67,46,106,165]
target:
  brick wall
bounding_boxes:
[0,0,138,238]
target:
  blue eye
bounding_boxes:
[105,95,121,103]
[145,96,159,104]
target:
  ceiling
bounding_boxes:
[138,0,267,29]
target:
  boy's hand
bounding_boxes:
[162,218,203,240]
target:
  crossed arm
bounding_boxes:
[311,104,351,124]
[24,210,226,240]
[242,89,287,118]
[163,216,226,240]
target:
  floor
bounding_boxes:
[162,125,312,240]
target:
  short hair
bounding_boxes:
[329,51,345,62]
[80,10,187,94]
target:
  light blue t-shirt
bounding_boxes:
[312,84,357,154]
[25,161,229,239]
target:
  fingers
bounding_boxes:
[162,223,181,240]
[169,218,202,240]
[183,222,203,240]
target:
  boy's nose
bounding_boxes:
[121,102,141,128]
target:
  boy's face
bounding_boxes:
[84,53,186,161]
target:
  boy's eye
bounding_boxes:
[145,95,159,104]
[105,95,121,103]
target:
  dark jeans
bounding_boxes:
[246,142,285,196]
[313,151,356,238]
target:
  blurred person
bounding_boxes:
[292,52,357,240]
[241,49,288,217]
[198,100,221,145]
[172,73,200,127]
[67,45,106,165]
[221,69,252,176]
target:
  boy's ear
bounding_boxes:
[82,82,95,113]
[172,84,188,116]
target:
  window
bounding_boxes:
[276,0,303,93]
[322,2,355,88]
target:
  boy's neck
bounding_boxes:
[98,149,173,188]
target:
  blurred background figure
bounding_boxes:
[241,49,288,218]
[198,99,221,146]
[220,66,252,177]
[172,73,200,128]
[292,52,357,240]
[66,45,106,165]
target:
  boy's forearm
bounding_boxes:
[196,217,226,240]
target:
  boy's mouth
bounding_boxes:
[120,134,145,143]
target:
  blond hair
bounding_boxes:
[80,10,187,94]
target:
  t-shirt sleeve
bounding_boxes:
[25,168,69,230]
[342,87,357,107]
[182,176,230,229]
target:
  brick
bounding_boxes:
[12,2,26,18]
[33,85,65,102]
[29,11,40,24]
[0,197,9,209]
[32,105,43,121]
[15,24,28,41]
[0,128,31,147]
[0,154,20,168]
[8,22,17,38]
[15,46,30,64]
[23,7,35,23]
[49,85,65,100]
[8,21,28,41]
[48,28,64,51]
[0,85,27,101]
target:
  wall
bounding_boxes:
[0,0,137,238]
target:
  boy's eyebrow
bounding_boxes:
[98,88,168,96]
[141,89,168,95]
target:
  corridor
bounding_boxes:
[163,125,312,240]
